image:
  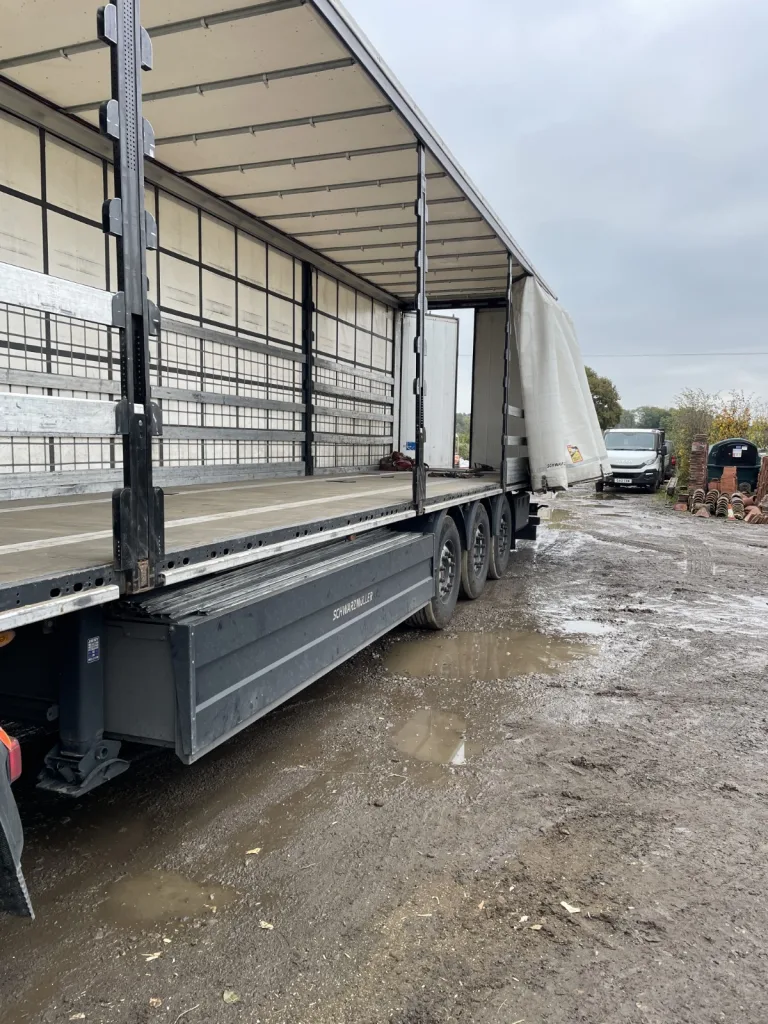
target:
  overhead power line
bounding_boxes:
[584,352,768,358]
[460,351,768,359]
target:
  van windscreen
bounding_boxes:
[604,431,657,451]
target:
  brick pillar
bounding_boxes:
[689,434,708,492]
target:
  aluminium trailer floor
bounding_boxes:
[0,473,503,611]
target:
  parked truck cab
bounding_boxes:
[598,428,666,492]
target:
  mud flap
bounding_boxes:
[0,747,32,917]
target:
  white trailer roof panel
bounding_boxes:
[0,0,551,303]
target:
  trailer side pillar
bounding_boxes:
[412,143,428,512]
[38,609,128,796]
[100,0,164,593]
[500,253,514,490]
[301,261,315,476]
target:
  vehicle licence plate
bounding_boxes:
[614,478,632,484]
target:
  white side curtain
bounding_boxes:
[515,277,610,491]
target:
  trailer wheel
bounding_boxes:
[409,515,462,630]
[487,496,512,580]
[595,479,604,493]
[460,502,490,600]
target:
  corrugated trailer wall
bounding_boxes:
[0,106,399,499]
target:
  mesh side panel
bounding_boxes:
[0,304,121,477]
[153,324,303,471]
[312,275,395,470]
[0,309,306,483]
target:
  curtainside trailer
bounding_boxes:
[0,0,573,916]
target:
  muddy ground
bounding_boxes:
[2,487,768,1024]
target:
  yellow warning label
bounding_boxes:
[567,445,584,464]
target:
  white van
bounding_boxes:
[598,428,666,492]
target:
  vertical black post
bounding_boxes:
[39,608,129,795]
[98,0,164,592]
[413,143,428,512]
[301,261,315,476]
[500,253,513,491]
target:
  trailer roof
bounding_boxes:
[0,0,549,305]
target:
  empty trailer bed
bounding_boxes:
[0,473,503,617]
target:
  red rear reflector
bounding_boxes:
[0,728,21,783]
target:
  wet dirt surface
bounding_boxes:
[3,487,768,1023]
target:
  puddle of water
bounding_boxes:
[384,630,594,682]
[559,619,612,636]
[100,869,235,925]
[391,709,467,765]
[539,507,574,528]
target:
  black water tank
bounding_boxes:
[707,438,760,490]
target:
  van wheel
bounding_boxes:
[409,515,461,630]
[488,497,512,580]
[461,503,490,600]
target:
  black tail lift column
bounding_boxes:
[99,0,164,592]
[412,143,428,512]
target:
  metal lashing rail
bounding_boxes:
[501,253,513,489]
[301,260,315,475]
[98,0,164,593]
[412,143,428,512]
[500,257,529,488]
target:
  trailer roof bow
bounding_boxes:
[0,0,552,304]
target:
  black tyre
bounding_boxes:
[409,515,461,630]
[488,496,513,580]
[460,502,490,600]
[595,479,605,493]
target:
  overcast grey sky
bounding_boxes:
[345,0,768,413]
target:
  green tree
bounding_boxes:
[709,390,752,444]
[748,401,768,450]
[454,412,470,461]
[667,388,716,487]
[585,367,622,431]
[634,405,674,432]
[618,408,636,427]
